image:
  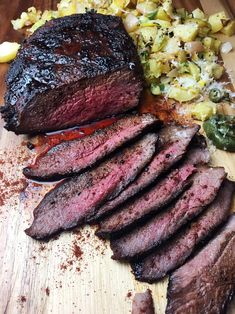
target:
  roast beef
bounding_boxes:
[166,214,235,314]
[25,134,157,239]
[97,146,210,238]
[23,114,158,180]
[110,166,226,260]
[132,289,154,314]
[88,124,199,222]
[1,13,143,134]
[132,179,234,283]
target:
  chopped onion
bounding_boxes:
[184,41,204,54]
[220,42,233,54]
[124,13,139,32]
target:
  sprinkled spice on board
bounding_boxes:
[45,287,50,296]
[127,291,132,299]
[73,242,83,259]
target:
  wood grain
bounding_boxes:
[0,1,234,314]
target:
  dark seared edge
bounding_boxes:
[132,179,234,283]
[88,124,199,222]
[166,214,235,314]
[110,166,226,260]
[1,12,143,134]
[25,133,157,240]
[132,289,155,314]
[23,113,159,180]
[96,146,210,238]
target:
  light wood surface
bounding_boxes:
[0,1,234,313]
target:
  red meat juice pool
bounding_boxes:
[25,117,118,185]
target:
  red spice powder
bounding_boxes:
[45,287,50,296]
[73,242,83,260]
[126,291,132,299]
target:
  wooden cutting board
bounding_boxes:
[0,1,234,313]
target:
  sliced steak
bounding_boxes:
[25,134,157,239]
[110,166,226,260]
[97,164,195,238]
[23,114,158,180]
[132,289,154,314]
[1,13,143,134]
[97,146,210,238]
[166,214,235,314]
[89,124,199,222]
[132,179,234,282]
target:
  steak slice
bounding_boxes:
[25,134,157,239]
[132,179,234,283]
[88,124,199,222]
[132,289,154,314]
[97,146,210,238]
[1,13,143,134]
[166,214,235,314]
[110,166,226,260]
[97,165,195,238]
[23,114,158,180]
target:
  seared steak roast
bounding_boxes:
[1,13,143,134]
[166,214,235,314]
[97,146,209,238]
[132,180,234,282]
[89,124,199,222]
[132,289,154,314]
[110,167,226,260]
[25,134,157,239]
[23,114,158,180]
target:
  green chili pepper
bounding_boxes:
[209,88,230,103]
[203,114,235,152]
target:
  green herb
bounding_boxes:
[203,114,235,152]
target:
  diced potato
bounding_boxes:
[185,18,208,28]
[164,37,180,54]
[0,41,20,63]
[212,64,224,79]
[58,0,77,17]
[156,7,171,21]
[136,2,157,15]
[139,27,157,42]
[162,0,173,17]
[203,51,216,62]
[154,19,171,28]
[208,11,228,33]
[173,23,198,42]
[110,0,130,15]
[192,8,205,20]
[213,39,222,53]
[168,86,199,102]
[202,36,214,50]
[152,30,167,52]
[139,17,171,28]
[221,20,235,36]
[149,59,162,78]
[191,101,217,121]
[185,18,211,36]
[188,62,200,80]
